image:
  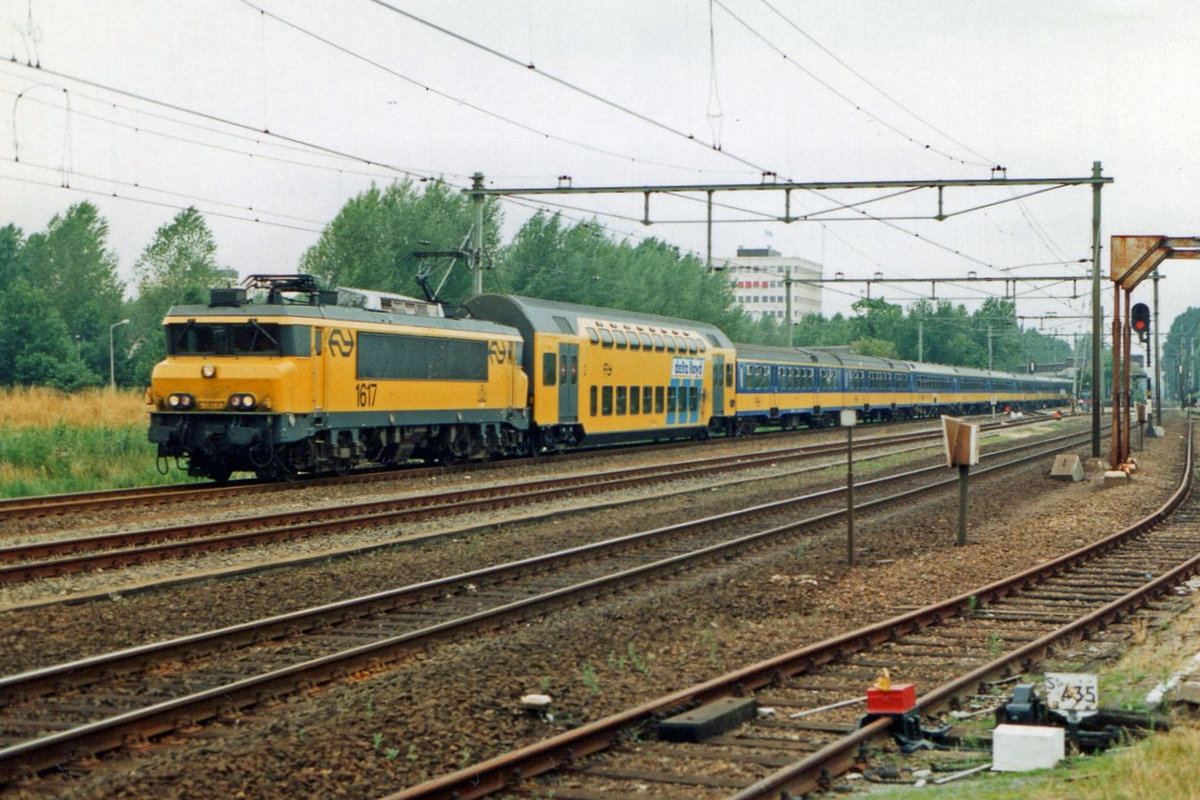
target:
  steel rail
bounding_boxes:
[0,429,1086,782]
[378,424,1192,800]
[0,414,1052,522]
[0,422,1059,584]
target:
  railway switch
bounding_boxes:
[866,682,915,714]
[996,684,1047,725]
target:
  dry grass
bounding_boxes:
[0,387,182,496]
[0,386,148,429]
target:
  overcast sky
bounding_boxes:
[2,0,1197,341]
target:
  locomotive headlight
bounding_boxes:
[228,393,257,410]
[202,364,216,378]
[168,393,195,410]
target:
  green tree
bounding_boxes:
[0,277,94,389]
[126,207,227,385]
[20,202,123,384]
[498,211,755,337]
[1163,308,1200,405]
[0,224,25,289]
[301,180,501,303]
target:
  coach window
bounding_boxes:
[638,332,653,349]
[725,363,733,387]
[688,385,699,412]
[664,336,676,353]
[590,386,597,416]
[586,327,599,344]
[666,386,677,414]
[697,339,707,352]
[655,386,665,413]
[613,330,628,349]
[616,386,627,415]
[643,386,653,414]
[599,329,614,348]
[628,332,640,351]
[652,333,665,351]
[630,385,640,414]
[542,352,557,386]
[602,385,613,415]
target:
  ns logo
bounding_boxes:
[328,329,355,357]
[488,340,514,364]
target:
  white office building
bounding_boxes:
[718,247,823,322]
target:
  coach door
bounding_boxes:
[711,355,725,416]
[558,343,579,422]
[312,326,326,413]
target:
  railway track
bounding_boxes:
[0,413,1056,522]
[0,423,1091,783]
[0,419,1068,587]
[375,423,1195,800]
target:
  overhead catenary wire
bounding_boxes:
[234,0,740,177]
[755,0,999,168]
[1,11,1092,337]
[5,154,329,227]
[0,78,442,184]
[0,168,326,234]
[0,58,442,184]
[361,0,779,176]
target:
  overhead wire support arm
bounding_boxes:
[465,174,1111,199]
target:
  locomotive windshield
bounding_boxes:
[166,321,290,356]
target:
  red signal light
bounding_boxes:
[1131,302,1150,343]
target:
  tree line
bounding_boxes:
[0,179,1105,392]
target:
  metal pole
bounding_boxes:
[706,190,713,272]
[1153,271,1162,425]
[1090,161,1104,458]
[956,465,969,546]
[846,424,855,566]
[1111,283,1122,468]
[1123,289,1132,461]
[786,267,793,348]
[108,318,129,390]
[470,172,485,295]
[917,318,923,362]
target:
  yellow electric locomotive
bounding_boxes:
[148,275,528,480]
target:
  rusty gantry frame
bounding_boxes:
[1109,236,1200,468]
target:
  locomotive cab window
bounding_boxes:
[166,321,292,357]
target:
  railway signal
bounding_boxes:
[1131,302,1150,344]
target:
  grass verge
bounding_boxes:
[0,387,194,497]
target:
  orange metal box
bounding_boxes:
[866,683,916,714]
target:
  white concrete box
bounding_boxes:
[991,724,1065,772]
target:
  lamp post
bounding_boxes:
[109,319,130,389]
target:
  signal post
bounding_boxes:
[1109,236,1200,468]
